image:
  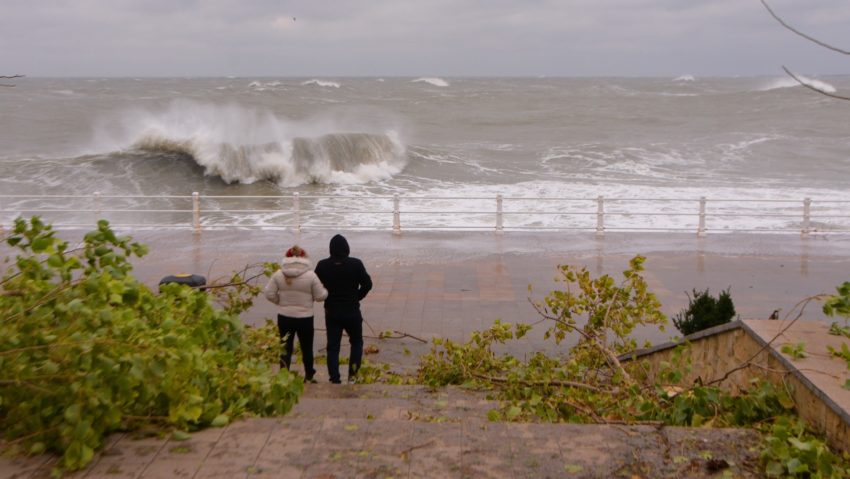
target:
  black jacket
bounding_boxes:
[314,235,372,316]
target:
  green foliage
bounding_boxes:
[0,217,302,472]
[762,416,849,478]
[825,284,850,392]
[827,343,850,370]
[672,288,736,336]
[822,282,850,322]
[417,256,850,477]
[539,255,666,353]
[417,320,531,388]
[781,342,809,360]
[828,322,850,339]
[355,359,416,385]
[419,257,670,422]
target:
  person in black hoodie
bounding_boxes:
[314,234,372,383]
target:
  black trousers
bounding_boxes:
[325,311,363,383]
[277,314,315,380]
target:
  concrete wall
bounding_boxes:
[629,322,850,454]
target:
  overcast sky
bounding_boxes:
[2,0,850,77]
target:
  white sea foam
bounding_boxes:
[759,76,837,93]
[90,100,407,186]
[411,77,449,87]
[673,74,696,82]
[248,81,287,90]
[301,79,341,88]
[295,181,850,232]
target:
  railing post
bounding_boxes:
[393,194,401,235]
[293,192,301,233]
[802,197,811,237]
[496,194,504,234]
[697,197,707,237]
[93,191,102,219]
[596,195,605,237]
[192,192,201,232]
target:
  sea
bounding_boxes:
[1,76,849,232]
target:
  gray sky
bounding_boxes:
[2,0,850,77]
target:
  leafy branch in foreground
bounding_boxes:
[0,217,302,472]
[418,255,850,477]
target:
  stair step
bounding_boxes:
[0,385,762,478]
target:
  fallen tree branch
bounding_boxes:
[469,371,608,394]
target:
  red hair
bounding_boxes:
[285,245,307,258]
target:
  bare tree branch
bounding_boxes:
[761,0,850,55]
[760,1,850,101]
[782,65,850,101]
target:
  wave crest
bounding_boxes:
[759,76,837,93]
[301,79,341,88]
[96,100,407,186]
[411,77,449,87]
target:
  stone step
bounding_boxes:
[1,384,763,479]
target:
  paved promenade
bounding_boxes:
[128,230,850,345]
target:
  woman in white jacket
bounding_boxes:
[264,245,328,382]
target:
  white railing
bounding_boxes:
[1,193,849,236]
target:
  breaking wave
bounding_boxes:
[93,100,407,186]
[411,77,449,87]
[301,79,341,88]
[673,74,695,82]
[759,76,837,93]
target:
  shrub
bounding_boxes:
[0,217,302,472]
[672,288,736,336]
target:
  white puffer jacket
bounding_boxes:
[264,257,328,318]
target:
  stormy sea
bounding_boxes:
[1,76,849,231]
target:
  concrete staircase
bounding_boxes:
[2,384,765,478]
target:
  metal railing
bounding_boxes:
[1,193,849,236]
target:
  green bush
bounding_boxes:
[0,217,302,472]
[672,288,736,336]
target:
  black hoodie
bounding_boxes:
[314,234,372,316]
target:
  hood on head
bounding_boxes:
[329,234,350,258]
[281,256,311,277]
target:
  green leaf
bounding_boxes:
[47,254,64,268]
[506,406,521,421]
[788,437,814,452]
[171,430,191,441]
[64,404,81,424]
[210,414,230,428]
[31,237,52,253]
